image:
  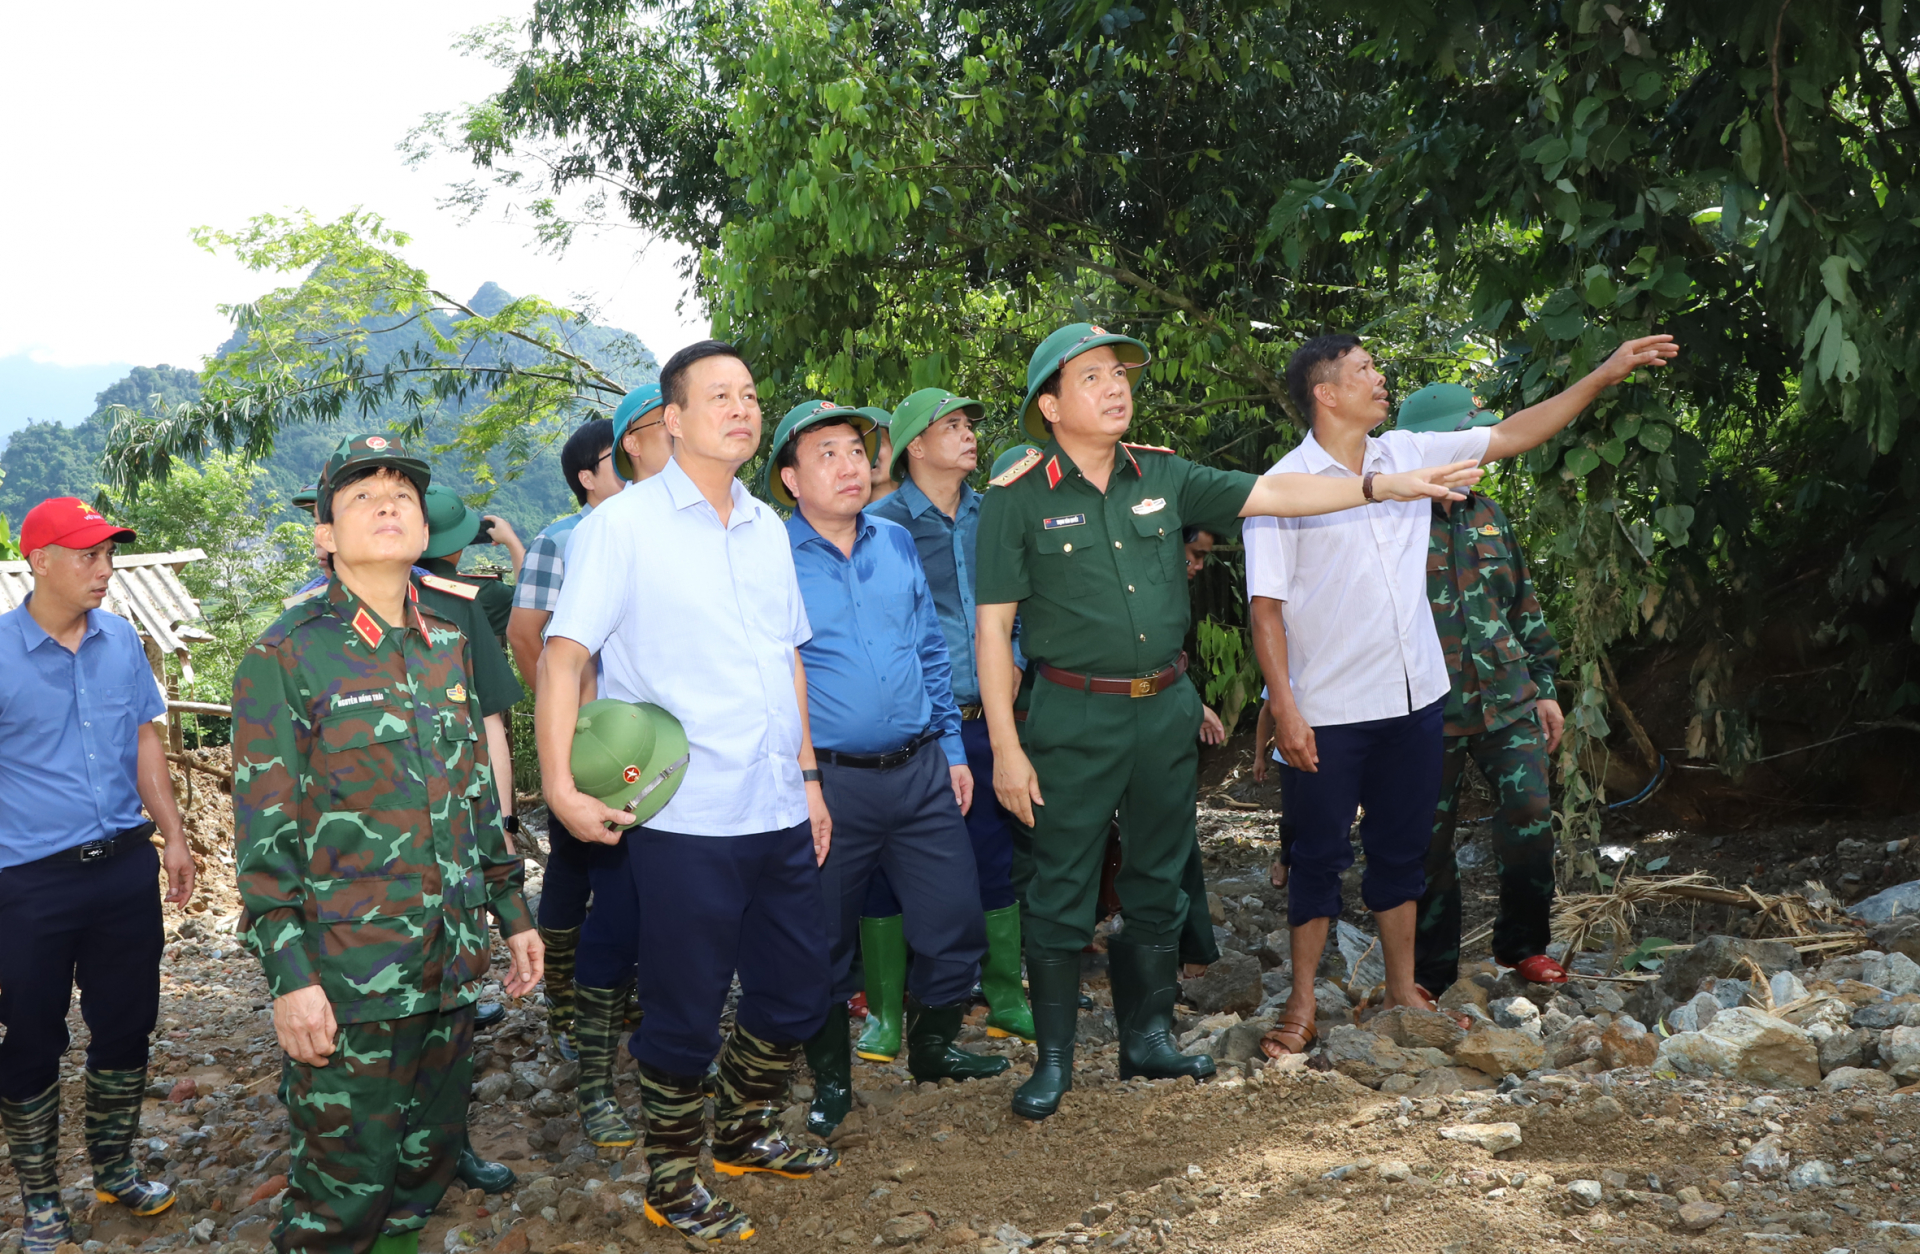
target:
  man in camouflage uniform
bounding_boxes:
[1398,386,1566,992]
[233,436,543,1254]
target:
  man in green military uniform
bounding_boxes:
[233,436,544,1254]
[974,324,1483,1119]
[1396,385,1567,990]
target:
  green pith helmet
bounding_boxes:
[571,698,691,825]
[1018,322,1151,442]
[291,484,318,515]
[887,388,986,482]
[421,485,483,560]
[853,405,893,430]
[1395,382,1502,434]
[319,434,431,497]
[760,400,880,508]
[612,381,666,481]
[988,442,1044,483]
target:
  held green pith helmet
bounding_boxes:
[760,400,879,508]
[1394,383,1502,433]
[886,388,985,482]
[1018,323,1151,442]
[571,699,691,825]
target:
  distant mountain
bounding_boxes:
[0,354,136,442]
[0,286,657,544]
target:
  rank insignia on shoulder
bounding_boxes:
[350,607,384,650]
[282,585,325,610]
[1131,497,1166,515]
[420,573,480,600]
[1043,513,1087,530]
[1120,441,1175,454]
[1478,524,1501,536]
[447,683,467,704]
[988,447,1044,488]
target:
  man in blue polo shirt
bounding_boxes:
[0,497,196,1254]
[765,400,1008,1141]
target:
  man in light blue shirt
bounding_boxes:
[534,342,835,1244]
[1,497,195,1254]
[765,400,1006,1144]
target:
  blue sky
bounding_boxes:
[0,0,706,438]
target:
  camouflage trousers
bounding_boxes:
[275,1005,475,1254]
[1413,712,1555,994]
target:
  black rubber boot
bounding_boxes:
[454,1140,517,1193]
[802,1002,853,1138]
[906,999,1009,1082]
[1108,936,1215,1082]
[1011,947,1082,1121]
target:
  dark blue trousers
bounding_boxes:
[0,842,163,1100]
[1281,697,1445,922]
[628,822,830,1076]
[537,816,620,930]
[862,718,1015,915]
[821,742,985,1007]
[574,831,642,989]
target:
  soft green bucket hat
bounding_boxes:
[1395,383,1502,433]
[887,388,985,481]
[760,400,879,508]
[571,698,691,826]
[421,484,483,560]
[1018,322,1151,442]
[611,381,667,481]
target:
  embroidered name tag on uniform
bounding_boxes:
[331,690,387,711]
[1131,497,1167,515]
[1043,514,1087,530]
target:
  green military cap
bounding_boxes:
[1395,383,1502,433]
[421,485,484,560]
[854,405,894,430]
[571,698,691,825]
[611,381,666,482]
[761,400,879,508]
[887,388,985,481]
[1019,322,1152,442]
[988,441,1045,483]
[320,433,431,495]
[291,484,318,515]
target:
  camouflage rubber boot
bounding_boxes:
[538,925,581,1059]
[637,1062,754,1242]
[1,1083,71,1254]
[709,1026,838,1179]
[85,1068,175,1216]
[574,982,639,1148]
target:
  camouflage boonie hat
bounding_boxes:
[319,434,431,495]
[1018,322,1151,442]
[572,698,691,825]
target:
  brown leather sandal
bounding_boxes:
[1259,1014,1317,1058]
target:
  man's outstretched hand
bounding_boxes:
[1594,334,1679,387]
[1375,460,1485,502]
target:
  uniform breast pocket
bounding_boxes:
[1032,526,1098,594]
[316,710,416,809]
[306,873,429,1006]
[1130,514,1182,583]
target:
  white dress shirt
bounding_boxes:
[548,457,812,836]
[1243,426,1492,729]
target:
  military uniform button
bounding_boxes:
[1063,542,1073,553]
[1114,540,1123,549]
[1138,634,1145,642]
[1127,585,1135,593]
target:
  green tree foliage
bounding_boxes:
[0,366,202,521]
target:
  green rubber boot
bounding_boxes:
[539,925,581,1060]
[1010,947,1082,1121]
[802,1002,854,1138]
[854,915,907,1062]
[980,905,1035,1041]
[1108,936,1216,1082]
[369,1230,421,1254]
[906,999,1010,1082]
[574,982,639,1148]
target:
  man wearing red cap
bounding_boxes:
[0,497,196,1254]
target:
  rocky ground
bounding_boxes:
[8,750,1920,1254]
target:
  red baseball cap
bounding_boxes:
[19,497,137,558]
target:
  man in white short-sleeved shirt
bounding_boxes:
[534,341,838,1242]
[1243,331,1676,1056]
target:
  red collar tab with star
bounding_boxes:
[1044,456,1063,489]
[350,607,385,650]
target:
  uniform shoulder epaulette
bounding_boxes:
[1121,441,1176,454]
[419,573,481,601]
[989,447,1044,488]
[281,584,326,611]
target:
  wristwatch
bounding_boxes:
[802,768,823,783]
[503,814,521,835]
[1361,470,1379,503]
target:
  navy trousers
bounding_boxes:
[821,741,985,1007]
[573,832,642,989]
[862,718,1015,915]
[537,816,621,930]
[628,822,830,1076]
[1281,697,1445,923]
[0,841,163,1100]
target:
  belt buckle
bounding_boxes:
[77,839,110,863]
[1129,676,1155,699]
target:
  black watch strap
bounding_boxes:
[503,814,521,834]
[802,768,822,783]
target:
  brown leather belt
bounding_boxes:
[1037,652,1188,698]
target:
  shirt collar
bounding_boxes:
[895,476,980,520]
[786,508,875,554]
[324,576,425,643]
[661,455,754,524]
[11,597,108,654]
[1041,440,1142,490]
[1297,430,1384,475]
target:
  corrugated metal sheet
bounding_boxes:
[0,550,213,656]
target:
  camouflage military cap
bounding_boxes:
[320,434,431,495]
[572,698,691,824]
